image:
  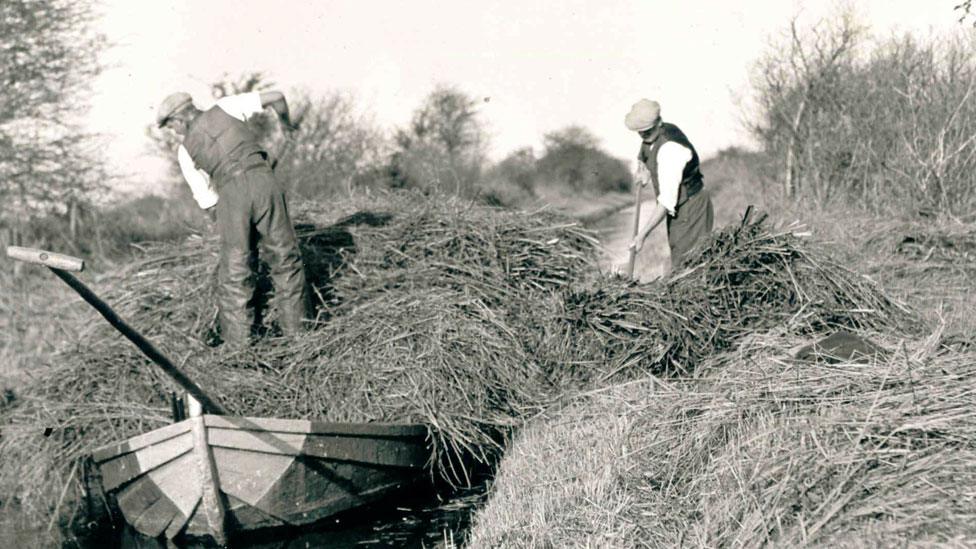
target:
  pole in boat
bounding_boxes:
[5,246,228,415]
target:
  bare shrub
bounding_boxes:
[751,12,976,216]
[272,90,387,198]
[478,147,538,207]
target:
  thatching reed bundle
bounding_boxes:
[468,330,976,547]
[542,210,919,384]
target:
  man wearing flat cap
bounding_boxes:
[156,90,309,346]
[625,99,714,270]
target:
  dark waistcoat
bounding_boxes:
[183,106,267,185]
[638,123,704,206]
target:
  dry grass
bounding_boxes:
[0,274,88,383]
[466,381,647,549]
[755,199,976,346]
[469,329,976,548]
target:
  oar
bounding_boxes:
[626,168,646,279]
[6,246,228,415]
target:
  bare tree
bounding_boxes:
[276,90,387,197]
[392,84,487,194]
[750,11,865,198]
[0,0,107,244]
[536,125,630,193]
[750,11,976,215]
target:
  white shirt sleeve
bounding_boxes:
[177,145,218,209]
[215,92,264,122]
[655,141,693,215]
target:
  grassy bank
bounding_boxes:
[468,330,976,547]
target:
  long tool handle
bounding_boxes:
[626,182,644,279]
[6,247,228,414]
[7,246,85,271]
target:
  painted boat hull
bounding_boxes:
[91,416,430,541]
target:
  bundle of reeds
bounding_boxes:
[543,210,919,382]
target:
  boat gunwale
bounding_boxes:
[91,416,429,464]
[91,420,193,463]
[202,415,429,438]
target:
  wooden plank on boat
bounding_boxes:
[250,458,418,526]
[116,449,201,539]
[212,446,295,510]
[204,415,428,438]
[223,493,287,532]
[131,493,180,538]
[207,428,427,468]
[91,420,191,463]
[303,434,428,468]
[98,431,194,491]
[116,475,166,535]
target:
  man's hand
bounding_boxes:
[629,235,644,253]
[206,206,217,223]
[635,162,651,187]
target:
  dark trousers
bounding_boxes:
[214,166,309,345]
[667,188,714,269]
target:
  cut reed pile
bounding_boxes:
[0,190,597,543]
[539,210,920,385]
[0,196,923,545]
[468,329,976,547]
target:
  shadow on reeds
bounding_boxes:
[219,211,394,343]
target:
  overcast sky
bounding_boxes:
[85,0,965,196]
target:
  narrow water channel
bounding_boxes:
[107,478,489,548]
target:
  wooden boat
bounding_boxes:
[91,406,430,543]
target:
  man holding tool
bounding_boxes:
[625,99,714,274]
[156,90,309,346]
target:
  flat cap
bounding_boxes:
[156,92,193,127]
[624,99,661,132]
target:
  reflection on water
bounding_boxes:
[114,481,488,549]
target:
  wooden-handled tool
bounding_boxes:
[626,165,647,280]
[6,246,228,415]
